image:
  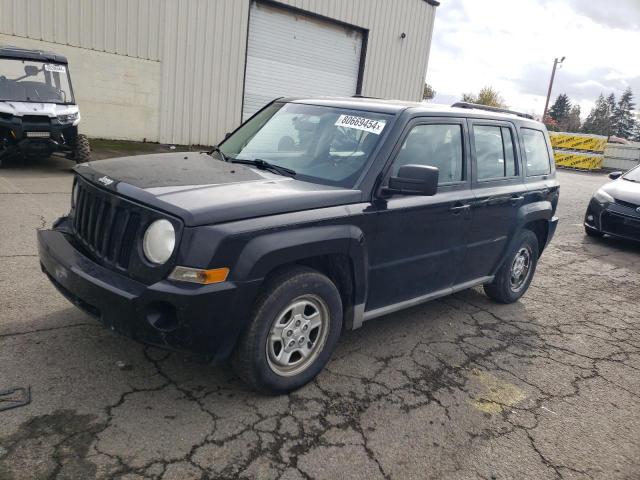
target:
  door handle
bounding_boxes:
[449,203,471,214]
[510,195,525,204]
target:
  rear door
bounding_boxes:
[367,118,474,312]
[459,119,526,282]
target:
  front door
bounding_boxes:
[459,120,527,282]
[367,119,473,312]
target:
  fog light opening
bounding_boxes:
[146,302,179,332]
[587,214,594,223]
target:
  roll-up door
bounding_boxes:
[243,2,364,120]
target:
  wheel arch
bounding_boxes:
[233,225,368,330]
[516,200,553,255]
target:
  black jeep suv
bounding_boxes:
[38,98,559,393]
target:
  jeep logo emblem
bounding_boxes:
[98,176,114,186]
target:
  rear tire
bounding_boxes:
[232,266,343,394]
[484,229,539,304]
[74,134,91,163]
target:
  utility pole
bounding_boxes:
[542,57,565,120]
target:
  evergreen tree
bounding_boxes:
[633,122,640,142]
[582,94,620,136]
[612,87,636,139]
[606,93,616,136]
[564,105,581,132]
[548,93,571,127]
[582,94,605,135]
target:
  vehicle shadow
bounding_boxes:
[591,235,640,252]
[13,285,537,403]
[0,154,75,174]
[0,292,549,476]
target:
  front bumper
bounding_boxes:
[545,216,559,251]
[37,226,261,362]
[584,198,640,242]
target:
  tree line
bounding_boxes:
[423,82,639,141]
[546,87,638,140]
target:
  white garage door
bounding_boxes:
[242,2,364,120]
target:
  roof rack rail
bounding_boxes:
[451,102,534,120]
[352,94,382,99]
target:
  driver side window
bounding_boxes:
[392,124,464,185]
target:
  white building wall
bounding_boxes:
[0,33,161,141]
[0,0,436,146]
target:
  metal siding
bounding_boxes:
[0,0,164,61]
[0,0,435,145]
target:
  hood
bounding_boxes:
[604,177,640,205]
[74,152,361,226]
[0,101,78,117]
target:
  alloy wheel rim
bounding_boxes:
[510,247,532,292]
[266,295,329,377]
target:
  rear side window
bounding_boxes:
[392,124,464,184]
[473,125,517,180]
[521,128,551,176]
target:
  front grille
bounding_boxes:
[601,212,640,240]
[21,115,51,125]
[73,179,141,270]
[615,198,640,210]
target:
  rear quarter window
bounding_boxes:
[521,128,551,176]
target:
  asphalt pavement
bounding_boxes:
[1,154,639,480]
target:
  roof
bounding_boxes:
[0,45,68,64]
[285,96,543,125]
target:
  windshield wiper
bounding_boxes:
[231,158,296,177]
[207,145,228,162]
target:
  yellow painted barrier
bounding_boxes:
[549,132,607,153]
[554,150,604,171]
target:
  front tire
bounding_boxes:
[484,229,539,304]
[73,134,91,163]
[232,266,343,394]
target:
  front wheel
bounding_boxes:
[73,134,91,163]
[232,266,343,394]
[484,229,539,304]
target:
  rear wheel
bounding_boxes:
[484,229,539,304]
[232,266,343,394]
[73,134,91,163]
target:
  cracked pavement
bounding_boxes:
[1,157,639,479]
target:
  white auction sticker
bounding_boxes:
[335,115,386,135]
[44,64,66,73]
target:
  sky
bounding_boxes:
[426,0,640,119]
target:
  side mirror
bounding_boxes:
[386,165,439,196]
[608,171,623,180]
[24,65,38,77]
[224,132,232,139]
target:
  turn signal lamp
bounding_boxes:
[169,266,230,284]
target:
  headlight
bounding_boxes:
[143,219,175,264]
[58,112,79,123]
[593,188,614,205]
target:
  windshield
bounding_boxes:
[0,58,74,104]
[220,102,391,187]
[623,165,640,182]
